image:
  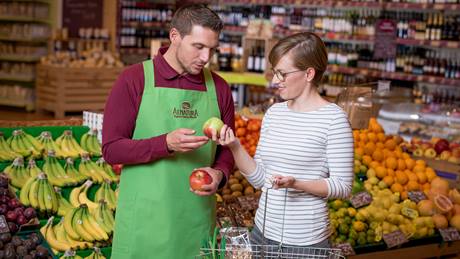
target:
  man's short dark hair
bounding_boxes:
[171,4,223,36]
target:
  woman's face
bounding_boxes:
[271,53,309,101]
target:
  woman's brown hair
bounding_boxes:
[269,32,328,85]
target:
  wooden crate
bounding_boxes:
[35,65,123,119]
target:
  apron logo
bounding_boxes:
[173,101,198,119]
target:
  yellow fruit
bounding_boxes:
[417,200,435,216]
[348,207,357,217]
[353,221,367,232]
[432,214,448,229]
[450,215,460,231]
[449,189,460,205]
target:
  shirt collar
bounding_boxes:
[154,47,204,84]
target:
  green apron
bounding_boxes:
[111,60,220,259]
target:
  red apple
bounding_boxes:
[202,117,224,138]
[434,139,450,155]
[189,169,212,191]
[112,164,123,175]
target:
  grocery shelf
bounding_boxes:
[215,71,268,86]
[119,48,150,55]
[0,97,33,111]
[0,36,48,43]
[121,21,169,27]
[328,65,460,86]
[0,74,35,82]
[0,55,41,62]
[0,15,49,24]
[395,38,460,49]
[384,2,460,11]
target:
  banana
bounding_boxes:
[79,156,103,183]
[63,208,81,241]
[27,159,41,178]
[65,158,88,183]
[28,176,40,209]
[47,180,59,213]
[96,158,118,182]
[0,132,20,161]
[41,217,72,252]
[69,185,84,208]
[43,178,54,213]
[9,134,31,157]
[101,203,115,230]
[93,201,112,234]
[88,133,102,157]
[73,206,95,242]
[5,157,31,188]
[78,181,98,211]
[57,188,75,217]
[23,131,44,153]
[60,250,83,259]
[19,176,35,206]
[82,206,108,241]
[94,182,106,204]
[84,248,106,259]
[37,178,47,213]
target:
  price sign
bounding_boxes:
[349,191,373,208]
[0,215,9,234]
[408,191,427,203]
[374,19,397,60]
[377,80,391,92]
[383,230,408,248]
[335,243,355,256]
[439,227,460,242]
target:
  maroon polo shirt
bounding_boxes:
[102,47,235,183]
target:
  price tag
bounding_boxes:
[0,215,9,234]
[377,80,391,92]
[431,41,441,47]
[335,243,355,256]
[383,230,408,248]
[349,191,373,208]
[408,191,427,203]
[439,227,460,242]
[447,41,458,48]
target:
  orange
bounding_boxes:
[369,161,380,169]
[372,149,384,162]
[407,172,419,182]
[407,181,420,191]
[391,183,404,193]
[364,142,376,156]
[355,147,364,157]
[395,171,409,185]
[413,165,426,174]
[377,132,386,142]
[387,168,395,177]
[383,149,395,159]
[362,155,372,166]
[402,152,411,160]
[425,168,437,182]
[383,175,394,186]
[405,158,415,170]
[359,133,369,143]
[416,171,427,184]
[401,191,408,200]
[385,139,397,151]
[393,135,404,145]
[423,182,431,190]
[369,118,384,133]
[385,157,398,170]
[415,159,426,167]
[353,130,360,141]
[358,141,366,148]
[397,159,407,171]
[376,166,387,179]
[376,142,385,149]
[367,132,377,143]
[394,149,403,158]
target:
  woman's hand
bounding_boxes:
[217,124,240,150]
[272,175,296,189]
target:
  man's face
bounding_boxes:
[174,25,219,75]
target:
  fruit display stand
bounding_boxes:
[35,65,123,119]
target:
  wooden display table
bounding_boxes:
[35,65,123,119]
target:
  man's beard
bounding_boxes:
[175,49,195,75]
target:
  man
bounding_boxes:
[102,4,235,259]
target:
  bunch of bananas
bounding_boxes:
[36,131,68,159]
[84,248,107,259]
[0,132,20,161]
[91,200,115,236]
[41,217,93,254]
[56,130,87,158]
[70,181,99,211]
[64,204,110,243]
[64,158,89,185]
[27,159,41,179]
[4,157,30,188]
[94,181,117,211]
[79,155,116,184]
[96,158,119,183]
[80,130,102,157]
[56,188,76,217]
[7,129,44,158]
[20,173,59,214]
[43,151,83,187]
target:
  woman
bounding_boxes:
[218,32,354,251]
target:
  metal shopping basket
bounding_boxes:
[197,179,345,259]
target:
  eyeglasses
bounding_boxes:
[271,69,305,82]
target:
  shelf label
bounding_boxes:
[377,80,391,92]
[349,191,372,208]
[335,243,355,256]
[383,230,408,248]
[439,227,460,242]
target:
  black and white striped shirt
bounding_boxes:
[244,102,354,246]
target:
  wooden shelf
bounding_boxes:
[121,21,169,27]
[0,97,33,110]
[395,38,460,49]
[0,74,35,82]
[328,65,460,86]
[119,48,150,55]
[0,36,48,43]
[0,55,41,62]
[0,15,49,23]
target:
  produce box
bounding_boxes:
[36,64,123,119]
